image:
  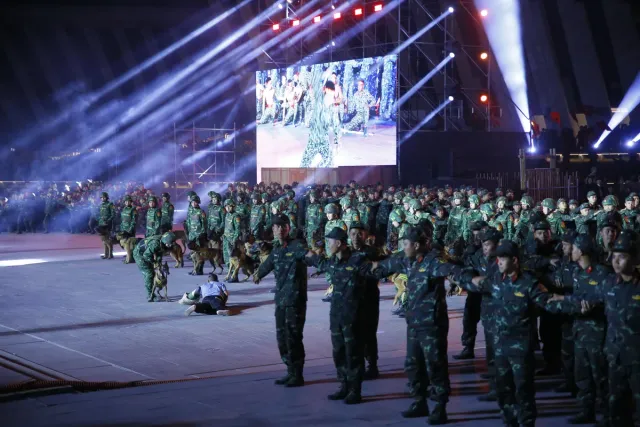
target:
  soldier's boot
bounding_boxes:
[364,365,379,380]
[107,243,114,259]
[568,412,596,424]
[344,382,362,405]
[284,368,304,388]
[274,369,293,385]
[401,398,429,418]
[101,240,109,259]
[477,390,497,402]
[146,286,155,303]
[391,305,404,316]
[427,403,447,425]
[327,382,348,400]
[452,346,475,360]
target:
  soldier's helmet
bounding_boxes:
[161,232,177,247]
[542,198,556,210]
[224,199,236,207]
[191,195,201,204]
[123,195,133,202]
[325,203,339,214]
[496,196,507,204]
[468,195,480,205]
[148,195,158,204]
[389,209,405,223]
[402,196,412,205]
[557,198,567,206]
[409,199,421,211]
[626,195,635,203]
[393,191,405,200]
[101,192,109,199]
[521,195,533,207]
[187,191,197,200]
[251,192,260,200]
[162,192,170,199]
[603,195,618,207]
[480,203,495,216]
[339,197,352,208]
[453,192,464,201]
[569,199,578,206]
[287,190,295,199]
[611,231,638,256]
[261,192,270,202]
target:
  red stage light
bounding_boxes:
[480,94,488,103]
[333,12,341,19]
[272,24,280,31]
[313,15,321,23]
[374,4,383,12]
[292,20,300,26]
[354,8,363,16]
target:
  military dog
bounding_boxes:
[115,233,140,264]
[151,262,170,302]
[190,247,224,276]
[167,230,188,268]
[225,244,255,283]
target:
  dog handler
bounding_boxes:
[180,273,233,316]
[133,231,176,302]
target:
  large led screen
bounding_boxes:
[256,55,397,180]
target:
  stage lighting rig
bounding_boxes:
[354,7,363,16]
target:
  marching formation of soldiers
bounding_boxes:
[5,177,640,426]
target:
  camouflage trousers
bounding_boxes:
[133,251,154,298]
[300,131,333,168]
[494,337,536,426]
[344,109,369,134]
[330,318,364,384]
[275,305,306,377]
[574,338,608,416]
[608,359,640,426]
[222,236,235,264]
[362,298,380,368]
[560,318,575,389]
[405,326,451,404]
[260,104,276,124]
[461,292,482,349]
[481,313,496,393]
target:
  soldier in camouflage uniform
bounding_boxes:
[343,79,377,136]
[222,199,241,266]
[254,214,309,387]
[160,192,174,233]
[118,195,139,264]
[305,190,325,251]
[98,192,115,260]
[306,226,374,404]
[183,191,198,236]
[462,195,483,244]
[186,196,207,250]
[249,192,267,241]
[42,191,57,233]
[456,240,553,427]
[322,204,349,301]
[373,227,467,424]
[575,203,594,235]
[133,231,176,302]
[548,232,640,426]
[339,197,360,236]
[355,191,373,232]
[145,196,162,238]
[620,195,639,232]
[235,193,250,241]
[375,192,393,246]
[514,195,534,244]
[445,192,465,245]
[432,205,448,247]
[494,196,515,240]
[206,191,224,243]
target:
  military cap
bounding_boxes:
[404,227,427,244]
[573,234,595,255]
[561,229,577,244]
[506,189,515,194]
[495,187,504,194]
[325,203,339,214]
[602,195,618,207]
[481,228,502,243]
[453,192,464,200]
[512,200,521,207]
[250,192,260,200]
[287,189,295,198]
[541,198,555,209]
[470,220,488,231]
[579,203,590,210]
[339,197,352,208]
[148,195,158,203]
[161,231,177,246]
[630,193,638,198]
[187,190,197,199]
[496,240,519,258]
[190,195,200,204]
[325,226,347,241]
[261,192,270,201]
[437,188,445,194]
[521,195,533,206]
[468,195,480,205]
[600,214,620,230]
[208,190,219,198]
[569,199,578,206]
[434,204,445,212]
[556,198,567,205]
[480,203,495,216]
[161,192,170,199]
[611,231,638,255]
[587,191,597,198]
[101,192,109,199]
[394,191,405,199]
[409,199,422,210]
[625,195,635,203]
[349,221,365,231]
[444,184,452,189]
[123,195,133,202]
[533,220,551,231]
[224,199,235,207]
[389,210,405,223]
[272,213,290,227]
[496,196,507,204]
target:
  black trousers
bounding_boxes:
[194,296,225,314]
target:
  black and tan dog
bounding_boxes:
[167,230,188,268]
[225,244,256,283]
[115,233,140,264]
[189,246,224,276]
[151,261,170,302]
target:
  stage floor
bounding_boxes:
[1,233,580,426]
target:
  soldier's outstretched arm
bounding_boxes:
[373,255,403,279]
[255,252,275,283]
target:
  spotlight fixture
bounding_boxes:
[480,9,488,17]
[480,52,488,60]
[354,8,363,16]
[331,41,335,46]
[449,52,455,58]
[273,24,280,31]
[529,146,536,153]
[313,15,321,23]
[278,3,283,9]
[448,96,454,101]
[334,12,341,19]
[480,94,488,103]
[448,6,454,13]
[292,19,300,26]
[374,4,383,12]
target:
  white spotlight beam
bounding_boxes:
[391,8,452,56]
[474,0,530,137]
[594,72,640,147]
[393,55,453,111]
[401,98,453,142]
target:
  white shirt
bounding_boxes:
[199,282,228,299]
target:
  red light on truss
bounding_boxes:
[374,4,383,12]
[272,24,280,31]
[333,12,341,19]
[313,15,321,23]
[354,8,363,16]
[292,20,300,26]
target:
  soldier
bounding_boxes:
[222,199,241,267]
[343,79,378,136]
[575,203,594,235]
[42,191,57,233]
[542,198,561,237]
[235,193,250,241]
[462,195,483,244]
[254,214,309,388]
[160,192,174,233]
[206,191,225,243]
[356,191,373,232]
[495,197,515,240]
[515,195,534,244]
[455,240,553,427]
[145,196,162,238]
[322,203,349,302]
[183,191,198,237]
[186,195,207,251]
[300,74,334,168]
[432,205,448,248]
[97,192,115,260]
[304,190,325,251]
[586,191,600,211]
[119,195,138,264]
[548,232,639,426]
[595,215,620,268]
[249,192,267,241]
[553,198,573,237]
[445,192,465,245]
[620,195,639,232]
[372,227,467,424]
[340,197,360,235]
[133,231,176,302]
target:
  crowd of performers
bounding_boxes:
[30,179,640,426]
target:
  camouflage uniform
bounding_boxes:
[186,196,207,249]
[222,199,241,264]
[119,197,138,237]
[514,196,534,244]
[444,193,465,245]
[183,191,198,236]
[495,197,516,241]
[145,196,162,238]
[375,196,392,246]
[235,194,250,241]
[300,67,333,167]
[98,193,115,259]
[305,194,325,250]
[133,232,174,301]
[620,196,639,232]
[160,193,174,233]
[207,192,225,241]
[344,87,376,135]
[323,204,348,297]
[461,195,482,243]
[249,194,267,240]
[255,236,309,386]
